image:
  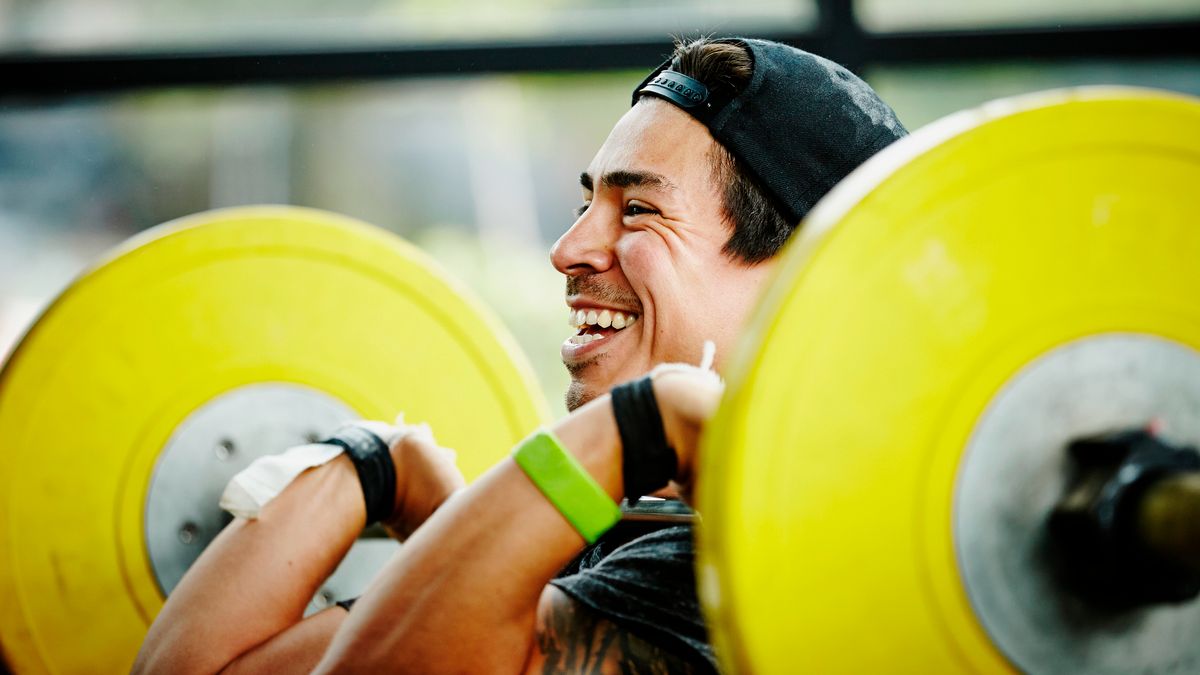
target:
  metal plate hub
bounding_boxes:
[145,383,397,612]
[956,333,1200,674]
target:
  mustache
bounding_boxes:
[566,275,642,312]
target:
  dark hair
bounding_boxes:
[662,37,794,264]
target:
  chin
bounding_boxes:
[564,380,593,412]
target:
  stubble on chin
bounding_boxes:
[564,380,589,412]
[564,354,606,412]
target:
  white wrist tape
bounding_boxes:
[218,416,436,519]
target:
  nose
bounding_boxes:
[550,209,616,277]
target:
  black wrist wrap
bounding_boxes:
[321,426,396,525]
[611,376,678,501]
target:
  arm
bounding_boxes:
[315,369,718,673]
[133,454,363,675]
[134,432,464,675]
[220,606,347,675]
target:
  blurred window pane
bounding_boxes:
[0,71,651,414]
[3,59,1199,413]
[0,0,814,52]
[856,0,1200,32]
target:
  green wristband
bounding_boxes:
[512,429,622,544]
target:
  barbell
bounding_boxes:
[0,209,551,673]
[0,86,1198,674]
[698,86,1200,674]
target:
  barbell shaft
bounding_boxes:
[1137,472,1200,574]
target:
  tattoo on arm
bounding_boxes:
[536,593,698,675]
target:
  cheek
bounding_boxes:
[616,236,736,322]
[613,232,652,265]
[614,235,670,294]
[616,232,714,285]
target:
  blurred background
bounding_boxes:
[1,0,1198,416]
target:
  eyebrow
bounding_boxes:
[579,170,678,193]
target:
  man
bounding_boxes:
[134,36,905,673]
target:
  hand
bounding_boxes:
[648,364,724,500]
[358,420,466,540]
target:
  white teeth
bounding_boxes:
[568,332,609,346]
[566,307,639,333]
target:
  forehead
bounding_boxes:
[586,99,719,188]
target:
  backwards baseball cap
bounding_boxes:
[634,38,908,226]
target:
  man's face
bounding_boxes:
[551,98,777,410]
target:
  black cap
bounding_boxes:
[634,38,908,226]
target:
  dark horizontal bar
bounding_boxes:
[864,19,1200,64]
[0,33,815,100]
[0,20,1197,101]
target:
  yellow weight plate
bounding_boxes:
[0,206,548,674]
[698,88,1200,673]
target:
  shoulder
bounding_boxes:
[608,524,695,557]
[528,585,710,675]
[555,524,697,597]
[565,524,695,573]
[547,525,717,673]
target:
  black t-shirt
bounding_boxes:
[551,523,717,673]
[338,523,717,672]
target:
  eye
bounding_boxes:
[573,201,591,218]
[623,202,659,217]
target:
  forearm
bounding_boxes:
[134,456,366,675]
[220,607,347,675]
[315,394,624,673]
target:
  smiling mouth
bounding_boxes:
[566,307,639,345]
